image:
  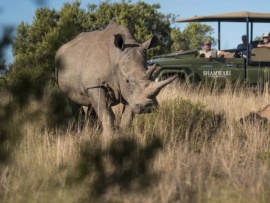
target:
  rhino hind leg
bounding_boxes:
[69,100,86,131]
[68,100,102,131]
[86,104,100,128]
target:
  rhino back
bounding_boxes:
[56,29,119,105]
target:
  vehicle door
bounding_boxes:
[193,57,246,84]
[246,64,270,84]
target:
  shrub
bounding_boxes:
[134,98,224,150]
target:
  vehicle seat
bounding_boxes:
[224,52,235,58]
[251,47,270,62]
[251,40,263,48]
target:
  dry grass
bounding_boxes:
[1,82,270,203]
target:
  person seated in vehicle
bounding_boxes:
[257,33,270,48]
[199,40,226,58]
[236,35,253,58]
[237,35,253,50]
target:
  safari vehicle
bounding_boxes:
[148,11,270,90]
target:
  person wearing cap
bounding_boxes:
[257,33,270,47]
[199,40,226,58]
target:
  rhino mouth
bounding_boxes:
[133,102,157,114]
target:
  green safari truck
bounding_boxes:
[148,11,270,90]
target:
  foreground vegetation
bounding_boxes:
[1,82,270,203]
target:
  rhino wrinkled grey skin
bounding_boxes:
[55,22,176,136]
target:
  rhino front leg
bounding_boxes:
[120,104,134,129]
[87,88,116,136]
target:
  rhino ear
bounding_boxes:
[114,34,125,50]
[142,35,160,50]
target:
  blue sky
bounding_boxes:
[0,0,270,64]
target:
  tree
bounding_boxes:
[253,36,262,41]
[8,1,92,90]
[8,0,173,89]
[87,1,171,55]
[0,0,51,167]
[0,59,7,87]
[170,22,216,51]
[8,0,216,93]
[170,27,182,52]
[0,26,13,72]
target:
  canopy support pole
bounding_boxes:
[250,22,253,43]
[245,17,249,80]
[218,21,221,50]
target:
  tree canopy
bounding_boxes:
[170,23,215,52]
[6,0,216,91]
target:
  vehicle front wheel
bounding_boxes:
[258,77,264,94]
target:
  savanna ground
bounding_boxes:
[1,80,270,203]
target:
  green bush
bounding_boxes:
[6,67,51,105]
[134,98,224,150]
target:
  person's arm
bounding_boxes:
[257,43,270,48]
[217,50,234,58]
[217,50,226,57]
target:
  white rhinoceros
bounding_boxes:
[55,22,175,135]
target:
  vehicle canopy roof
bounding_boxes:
[176,11,270,23]
[175,11,270,50]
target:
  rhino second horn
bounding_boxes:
[144,75,178,97]
[144,64,157,80]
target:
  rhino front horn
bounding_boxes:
[144,75,178,97]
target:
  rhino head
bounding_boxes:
[114,33,176,114]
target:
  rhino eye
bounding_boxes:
[126,79,129,83]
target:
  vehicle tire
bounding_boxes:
[180,72,196,87]
[258,77,264,94]
[264,80,270,94]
